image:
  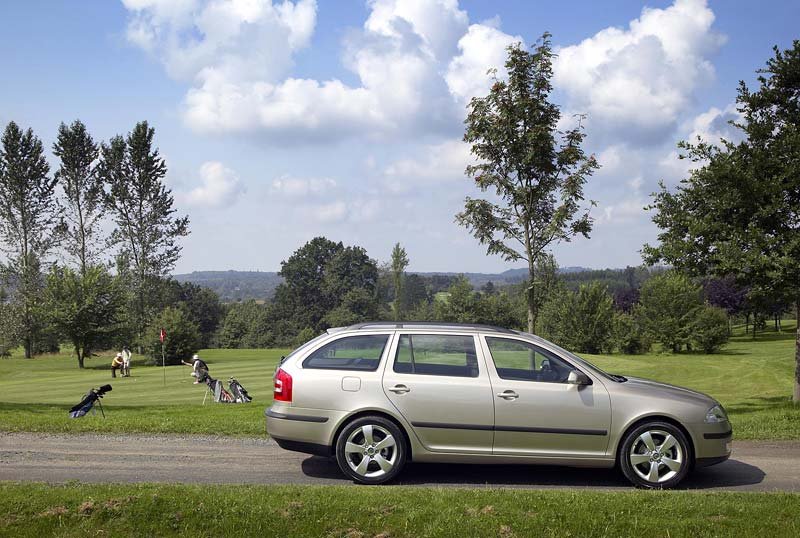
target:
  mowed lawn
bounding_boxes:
[1,483,799,538]
[0,348,288,436]
[0,322,797,439]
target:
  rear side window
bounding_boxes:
[303,334,389,371]
[394,334,478,378]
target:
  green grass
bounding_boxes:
[0,483,798,537]
[0,348,288,436]
[0,322,797,439]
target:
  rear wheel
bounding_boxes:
[335,416,406,485]
[619,421,691,489]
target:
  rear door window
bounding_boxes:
[485,337,574,383]
[393,334,479,377]
[303,334,390,371]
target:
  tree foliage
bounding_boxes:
[457,34,597,333]
[44,265,124,368]
[644,41,800,396]
[0,121,61,358]
[637,272,703,353]
[98,121,189,348]
[692,305,730,354]
[53,120,103,275]
[390,243,409,321]
[145,306,200,365]
[539,283,614,354]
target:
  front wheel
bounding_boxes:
[335,416,406,485]
[619,421,692,489]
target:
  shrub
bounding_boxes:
[293,327,316,347]
[145,307,201,365]
[540,283,614,354]
[612,311,651,354]
[637,272,702,352]
[692,305,730,353]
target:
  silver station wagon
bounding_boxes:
[265,322,732,488]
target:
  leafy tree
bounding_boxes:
[0,290,21,357]
[218,300,272,349]
[434,276,479,323]
[322,246,379,301]
[53,120,103,276]
[323,287,379,327]
[158,279,224,348]
[0,122,61,358]
[457,34,598,334]
[293,327,317,347]
[612,311,651,355]
[275,237,343,331]
[145,306,200,365]
[540,283,614,354]
[643,41,800,398]
[98,121,190,349]
[398,273,431,315]
[636,272,703,353]
[390,243,409,320]
[44,265,124,368]
[692,305,730,354]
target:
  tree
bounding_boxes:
[612,311,651,355]
[540,283,614,354]
[457,34,598,334]
[98,121,190,349]
[0,122,61,358]
[636,272,703,353]
[692,305,730,354]
[53,120,103,276]
[44,265,124,368]
[0,289,21,357]
[390,243,409,320]
[218,300,272,349]
[145,306,200,365]
[643,41,800,399]
[158,280,224,348]
[434,276,479,323]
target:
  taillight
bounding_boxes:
[274,368,293,402]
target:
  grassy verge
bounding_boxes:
[0,323,797,439]
[1,483,798,537]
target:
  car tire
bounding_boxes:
[335,415,406,485]
[619,421,692,489]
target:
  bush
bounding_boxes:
[218,300,272,348]
[540,283,614,354]
[145,307,201,365]
[637,272,702,352]
[612,311,651,354]
[293,327,317,347]
[692,305,730,353]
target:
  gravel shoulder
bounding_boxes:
[1,432,798,491]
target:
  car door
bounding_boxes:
[481,335,612,457]
[381,332,494,453]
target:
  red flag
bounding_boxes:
[159,328,166,342]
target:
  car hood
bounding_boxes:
[621,376,716,406]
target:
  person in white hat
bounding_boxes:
[181,354,209,384]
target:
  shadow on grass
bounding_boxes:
[300,456,765,490]
[725,396,797,415]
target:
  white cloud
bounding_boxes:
[445,23,522,104]
[553,0,725,143]
[184,161,245,207]
[684,103,743,146]
[382,139,472,193]
[271,175,336,198]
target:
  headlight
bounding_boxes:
[705,405,728,423]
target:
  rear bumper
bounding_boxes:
[265,405,345,450]
[272,436,332,457]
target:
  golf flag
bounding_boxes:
[159,328,166,342]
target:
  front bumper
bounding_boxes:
[687,421,732,465]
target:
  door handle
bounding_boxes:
[496,390,519,400]
[388,384,411,394]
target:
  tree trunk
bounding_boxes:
[526,260,536,334]
[794,299,800,403]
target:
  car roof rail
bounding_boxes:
[342,321,520,335]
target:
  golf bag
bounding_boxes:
[69,384,112,418]
[205,376,234,403]
[228,377,252,403]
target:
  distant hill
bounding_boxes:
[172,266,592,302]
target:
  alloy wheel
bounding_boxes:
[628,429,685,484]
[343,424,398,479]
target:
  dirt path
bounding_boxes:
[1,432,798,491]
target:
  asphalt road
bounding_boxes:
[1,432,798,491]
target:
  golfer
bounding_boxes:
[111,353,124,378]
[181,354,209,384]
[121,345,132,377]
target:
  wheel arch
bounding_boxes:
[330,408,415,461]
[614,414,697,468]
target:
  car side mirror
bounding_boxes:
[567,370,592,386]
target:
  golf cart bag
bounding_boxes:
[69,384,112,418]
[228,377,252,403]
[205,376,234,403]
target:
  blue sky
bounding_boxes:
[1,1,797,274]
